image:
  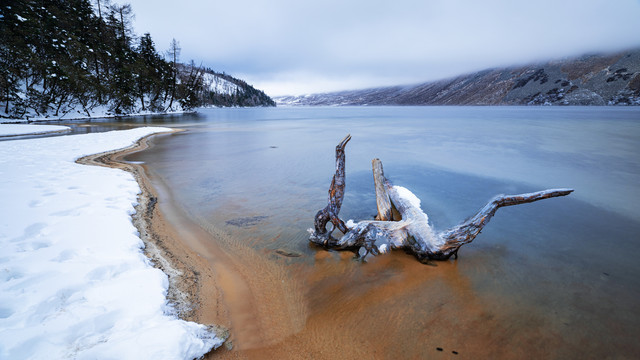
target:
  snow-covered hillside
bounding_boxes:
[196,68,276,107]
[275,48,640,106]
[201,72,243,96]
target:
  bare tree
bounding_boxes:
[166,38,181,110]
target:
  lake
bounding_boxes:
[125,106,640,358]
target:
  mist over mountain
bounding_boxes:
[276,49,640,106]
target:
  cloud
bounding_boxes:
[127,0,640,96]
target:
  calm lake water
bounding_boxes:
[125,106,640,358]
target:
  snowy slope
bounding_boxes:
[201,72,242,95]
[0,128,223,359]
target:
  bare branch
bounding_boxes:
[436,189,574,257]
[310,134,351,245]
[372,158,393,221]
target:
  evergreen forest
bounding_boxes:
[0,0,274,120]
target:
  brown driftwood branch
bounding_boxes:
[311,134,351,244]
[372,158,393,221]
[309,135,574,262]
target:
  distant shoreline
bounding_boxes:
[1,110,193,124]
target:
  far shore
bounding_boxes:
[1,109,194,124]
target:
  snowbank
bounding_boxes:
[0,128,223,359]
[0,124,70,136]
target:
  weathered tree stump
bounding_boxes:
[312,134,351,245]
[308,134,573,262]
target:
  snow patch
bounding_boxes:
[0,128,223,359]
[393,185,422,210]
[0,124,70,136]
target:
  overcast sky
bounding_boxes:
[126,0,640,96]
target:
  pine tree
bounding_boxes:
[1,1,274,119]
[105,3,136,114]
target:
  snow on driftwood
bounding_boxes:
[309,135,573,262]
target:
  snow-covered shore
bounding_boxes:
[1,106,190,124]
[0,124,71,136]
[0,127,223,359]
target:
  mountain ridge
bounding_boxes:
[276,48,640,106]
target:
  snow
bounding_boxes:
[0,128,223,359]
[392,185,441,249]
[393,185,423,210]
[201,73,242,96]
[0,124,70,136]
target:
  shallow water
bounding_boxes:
[128,106,640,358]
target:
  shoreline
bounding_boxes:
[76,131,231,349]
[0,124,72,138]
[78,130,319,358]
[1,109,193,124]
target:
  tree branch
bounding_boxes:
[310,134,351,245]
[372,158,393,221]
[435,189,574,258]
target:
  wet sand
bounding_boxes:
[84,132,640,359]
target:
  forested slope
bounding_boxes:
[0,0,274,120]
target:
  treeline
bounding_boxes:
[0,0,274,120]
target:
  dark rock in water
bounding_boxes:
[275,249,303,257]
[146,196,157,218]
[225,216,269,227]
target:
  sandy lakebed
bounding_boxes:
[84,132,561,359]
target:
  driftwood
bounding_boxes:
[309,135,573,262]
